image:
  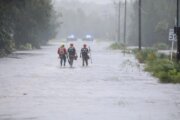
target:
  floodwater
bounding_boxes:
[0,41,180,120]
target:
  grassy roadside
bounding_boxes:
[109,42,126,50]
[109,42,180,83]
[133,49,180,83]
[0,43,33,58]
[109,42,132,54]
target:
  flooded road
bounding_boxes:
[0,41,180,120]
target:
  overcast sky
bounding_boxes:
[53,0,112,4]
[78,0,111,4]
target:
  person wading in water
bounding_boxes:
[80,44,89,66]
[57,44,67,67]
[67,43,77,67]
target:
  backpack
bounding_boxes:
[68,47,75,55]
[58,48,65,55]
[81,48,88,56]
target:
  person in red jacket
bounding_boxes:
[57,44,67,67]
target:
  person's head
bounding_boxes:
[70,43,73,47]
[61,44,64,48]
[83,44,87,48]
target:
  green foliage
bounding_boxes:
[0,49,6,57]
[153,43,169,50]
[144,57,180,83]
[156,68,180,83]
[157,53,169,59]
[133,48,180,83]
[0,0,59,56]
[129,0,176,46]
[134,49,157,63]
[0,0,15,56]
[109,42,126,50]
[145,59,173,73]
[155,20,169,33]
[19,43,32,50]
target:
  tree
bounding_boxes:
[0,0,15,55]
[128,0,176,47]
[0,0,59,55]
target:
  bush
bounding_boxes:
[134,48,157,63]
[156,71,172,83]
[0,49,7,57]
[136,52,144,63]
[174,73,180,83]
[0,38,15,57]
[153,69,180,83]
[133,48,180,83]
[145,59,172,72]
[157,53,168,59]
[109,42,126,50]
[147,52,157,61]
[19,43,32,50]
[145,59,180,83]
[153,42,169,50]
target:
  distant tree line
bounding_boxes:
[0,0,58,56]
[55,0,115,40]
[128,0,176,47]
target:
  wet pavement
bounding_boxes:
[0,41,180,120]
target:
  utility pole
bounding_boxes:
[117,1,121,43]
[177,0,180,61]
[139,0,142,51]
[124,0,127,46]
[122,0,127,56]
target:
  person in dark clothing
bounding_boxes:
[67,43,77,67]
[80,44,89,66]
[57,44,67,67]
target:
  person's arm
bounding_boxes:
[88,47,91,53]
[67,48,69,56]
[57,48,60,58]
[64,48,67,54]
[74,48,77,56]
[57,48,60,54]
[80,48,82,58]
[64,48,67,58]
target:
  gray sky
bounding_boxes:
[53,0,112,4]
[78,0,111,4]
